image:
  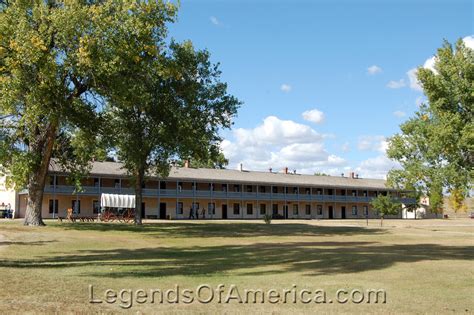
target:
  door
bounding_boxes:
[341,206,346,219]
[141,202,146,219]
[328,206,334,219]
[283,205,289,219]
[159,203,166,219]
[222,204,228,219]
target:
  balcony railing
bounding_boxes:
[42,185,416,204]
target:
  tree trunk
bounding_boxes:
[134,166,145,225]
[24,123,57,226]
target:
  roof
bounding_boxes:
[49,160,391,190]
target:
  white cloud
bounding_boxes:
[358,136,388,153]
[302,109,325,124]
[221,115,347,174]
[386,79,406,89]
[393,110,406,118]
[367,65,382,75]
[280,84,292,93]
[234,116,322,146]
[354,155,400,180]
[341,142,350,153]
[463,35,474,49]
[221,116,400,179]
[210,16,220,25]
[407,68,423,91]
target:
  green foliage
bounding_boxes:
[370,194,402,218]
[177,152,229,169]
[387,39,473,208]
[107,38,241,224]
[263,214,272,225]
[448,188,468,213]
[0,0,178,224]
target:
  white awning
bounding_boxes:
[100,193,135,208]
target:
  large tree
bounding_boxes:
[0,0,177,225]
[109,40,240,225]
[387,39,473,212]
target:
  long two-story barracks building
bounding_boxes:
[14,161,416,220]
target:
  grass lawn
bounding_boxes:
[0,218,473,314]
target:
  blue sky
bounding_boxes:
[168,0,473,178]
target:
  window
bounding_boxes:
[363,206,368,216]
[272,186,278,193]
[259,186,266,193]
[94,178,100,187]
[177,202,184,215]
[341,190,346,196]
[305,188,311,195]
[247,203,253,215]
[246,185,253,193]
[363,191,368,197]
[178,182,183,191]
[352,205,358,216]
[317,205,323,215]
[206,203,215,215]
[160,181,167,189]
[48,199,58,214]
[293,187,298,194]
[72,200,81,214]
[234,185,240,192]
[284,187,289,194]
[272,204,278,215]
[327,189,334,195]
[260,204,266,215]
[317,188,323,195]
[49,176,58,186]
[305,204,311,215]
[222,184,227,192]
[352,190,357,197]
[114,179,120,188]
[293,204,299,215]
[92,200,100,214]
[233,203,240,215]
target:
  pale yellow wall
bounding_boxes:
[0,175,17,217]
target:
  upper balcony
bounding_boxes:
[42,185,416,204]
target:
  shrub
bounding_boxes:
[263,214,272,225]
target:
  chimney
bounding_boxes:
[239,163,243,172]
[350,172,355,179]
[284,167,289,174]
[184,160,190,168]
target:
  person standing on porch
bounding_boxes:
[189,207,194,219]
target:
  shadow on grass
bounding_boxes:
[53,222,385,238]
[0,240,57,247]
[1,241,472,277]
